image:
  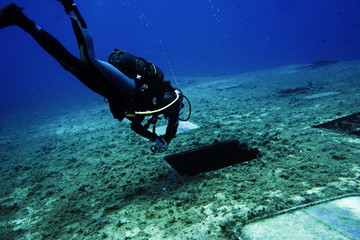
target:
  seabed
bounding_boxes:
[1,60,360,239]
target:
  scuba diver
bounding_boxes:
[0,1,188,153]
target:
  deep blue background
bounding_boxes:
[0,0,359,115]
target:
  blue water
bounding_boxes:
[0,0,359,115]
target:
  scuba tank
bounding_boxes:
[108,49,164,82]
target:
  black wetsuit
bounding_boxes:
[1,1,180,145]
[130,90,181,142]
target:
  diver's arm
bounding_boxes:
[131,117,158,142]
[150,100,180,153]
[162,90,181,143]
[164,99,180,142]
[151,90,180,143]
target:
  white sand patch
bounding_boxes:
[344,137,360,144]
[291,195,306,203]
[54,123,97,135]
[268,190,283,198]
[306,187,326,195]
[304,92,339,99]
[10,217,31,231]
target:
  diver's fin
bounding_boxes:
[0,3,25,29]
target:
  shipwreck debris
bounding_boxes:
[164,140,259,176]
[313,112,360,137]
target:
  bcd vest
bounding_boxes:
[108,49,169,110]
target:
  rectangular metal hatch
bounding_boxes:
[313,112,360,137]
[164,140,259,176]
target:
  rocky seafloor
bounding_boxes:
[1,61,359,239]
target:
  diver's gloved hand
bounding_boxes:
[151,135,169,153]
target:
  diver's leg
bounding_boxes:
[34,27,114,98]
[57,0,135,104]
[0,3,83,79]
[0,3,120,99]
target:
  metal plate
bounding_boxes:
[164,140,259,176]
[313,112,360,137]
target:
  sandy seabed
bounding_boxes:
[1,61,360,240]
